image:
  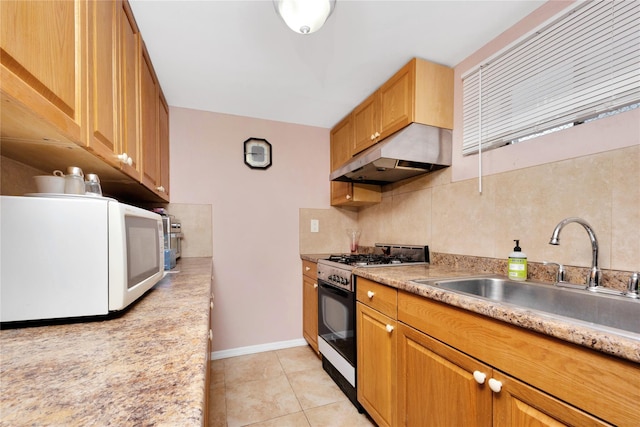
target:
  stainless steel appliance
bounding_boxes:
[330,123,452,185]
[317,244,429,408]
[161,215,183,259]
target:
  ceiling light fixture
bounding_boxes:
[273,0,336,35]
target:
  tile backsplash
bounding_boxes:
[302,145,639,274]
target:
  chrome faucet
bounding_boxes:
[549,217,602,290]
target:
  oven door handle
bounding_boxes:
[318,281,350,298]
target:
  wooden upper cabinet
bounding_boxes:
[378,61,414,141]
[140,41,169,200]
[330,114,353,170]
[140,43,159,192]
[118,0,141,180]
[351,58,453,156]
[352,92,378,155]
[158,92,170,198]
[0,0,84,142]
[86,0,119,162]
[329,114,381,207]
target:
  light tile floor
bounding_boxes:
[208,345,376,427]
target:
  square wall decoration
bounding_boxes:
[243,138,272,169]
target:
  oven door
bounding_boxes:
[317,280,356,367]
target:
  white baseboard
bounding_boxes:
[211,338,308,360]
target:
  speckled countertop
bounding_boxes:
[302,254,639,363]
[0,257,212,426]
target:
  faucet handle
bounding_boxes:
[625,272,639,298]
[543,261,566,284]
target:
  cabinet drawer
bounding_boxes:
[302,260,317,278]
[357,278,397,319]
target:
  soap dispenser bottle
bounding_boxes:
[508,240,527,281]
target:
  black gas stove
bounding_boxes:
[316,243,428,411]
[317,244,429,291]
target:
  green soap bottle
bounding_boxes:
[508,240,527,281]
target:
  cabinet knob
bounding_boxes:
[374,131,380,138]
[488,378,502,393]
[314,283,318,289]
[385,324,394,333]
[305,266,311,271]
[346,195,352,200]
[367,290,375,299]
[156,186,165,193]
[473,370,486,384]
[370,134,376,140]
[117,153,132,165]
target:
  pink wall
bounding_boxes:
[169,107,330,352]
[452,0,640,182]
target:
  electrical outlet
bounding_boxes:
[310,219,319,233]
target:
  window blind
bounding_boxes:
[462,0,640,155]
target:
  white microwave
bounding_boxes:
[0,195,165,323]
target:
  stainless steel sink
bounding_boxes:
[411,276,640,336]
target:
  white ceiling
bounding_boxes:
[128,0,545,129]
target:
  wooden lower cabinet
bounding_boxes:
[353,280,631,427]
[357,277,398,427]
[357,302,397,427]
[397,323,491,426]
[491,371,610,427]
[302,260,319,354]
[396,323,609,427]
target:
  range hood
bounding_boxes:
[330,123,452,185]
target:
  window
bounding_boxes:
[462,0,640,155]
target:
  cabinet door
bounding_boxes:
[302,275,318,353]
[140,43,159,191]
[158,92,170,198]
[357,302,397,427]
[397,323,492,427]
[1,0,83,142]
[330,114,353,170]
[86,0,119,162]
[330,181,352,206]
[331,182,382,207]
[352,92,379,155]
[118,0,141,180]
[379,60,414,141]
[492,371,612,427]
